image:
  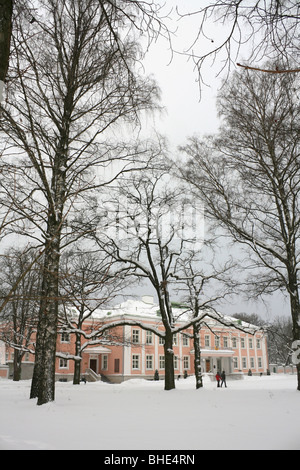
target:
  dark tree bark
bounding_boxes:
[0,0,13,82]
[1,0,160,405]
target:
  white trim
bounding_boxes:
[85,346,112,354]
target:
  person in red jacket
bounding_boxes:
[216,372,221,387]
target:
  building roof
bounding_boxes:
[84,296,259,331]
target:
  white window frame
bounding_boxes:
[258,357,262,368]
[61,332,70,343]
[59,358,68,369]
[132,354,140,370]
[132,329,140,344]
[183,356,190,370]
[146,331,153,345]
[146,354,153,370]
[159,355,165,370]
[102,355,108,370]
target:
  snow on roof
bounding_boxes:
[89,297,259,330]
[92,298,159,320]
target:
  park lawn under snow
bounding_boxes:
[0,374,299,451]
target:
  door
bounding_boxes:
[90,359,97,373]
[205,359,211,372]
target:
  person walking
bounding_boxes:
[221,370,227,388]
[216,371,221,387]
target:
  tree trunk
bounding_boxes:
[73,333,82,385]
[164,330,175,391]
[289,273,300,391]
[0,0,13,82]
[30,217,62,405]
[193,323,203,389]
[13,352,22,381]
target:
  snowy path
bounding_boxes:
[0,374,299,450]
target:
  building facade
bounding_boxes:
[2,297,269,382]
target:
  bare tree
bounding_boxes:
[58,248,130,384]
[173,247,238,389]
[93,159,260,390]
[177,0,300,88]
[0,0,13,101]
[179,66,300,389]
[0,0,160,405]
[266,315,293,366]
[0,247,41,380]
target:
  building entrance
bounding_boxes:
[90,359,97,373]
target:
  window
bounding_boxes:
[242,357,247,369]
[257,339,261,349]
[233,357,238,369]
[249,338,253,349]
[102,355,108,370]
[174,356,178,370]
[146,331,153,345]
[61,332,70,343]
[132,329,140,344]
[182,334,189,347]
[250,357,255,369]
[173,334,178,346]
[159,336,164,345]
[258,357,262,368]
[146,355,153,370]
[183,356,190,370]
[215,336,220,348]
[159,355,165,369]
[59,358,68,369]
[241,338,245,348]
[223,336,228,348]
[132,355,140,370]
[232,337,237,348]
[205,335,210,347]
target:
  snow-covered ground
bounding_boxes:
[0,374,299,451]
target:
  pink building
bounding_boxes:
[3,297,269,382]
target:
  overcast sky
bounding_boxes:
[137,2,289,320]
[142,0,222,148]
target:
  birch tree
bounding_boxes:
[0,0,160,405]
[179,67,300,390]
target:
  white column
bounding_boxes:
[123,325,131,376]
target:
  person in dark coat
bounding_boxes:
[215,372,221,387]
[221,370,227,388]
